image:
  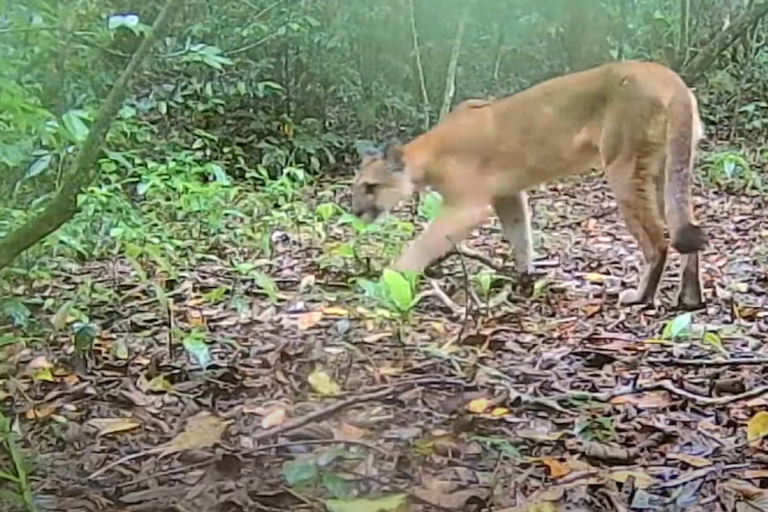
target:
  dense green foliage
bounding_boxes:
[1,0,767,274]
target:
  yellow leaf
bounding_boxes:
[187,310,206,327]
[322,307,349,317]
[747,411,768,445]
[584,273,610,283]
[33,368,55,382]
[667,453,712,468]
[159,412,230,457]
[540,458,570,478]
[490,407,510,417]
[297,311,323,330]
[609,470,656,489]
[261,408,286,429]
[643,338,671,345]
[87,418,142,437]
[138,374,172,393]
[308,369,341,396]
[467,398,491,414]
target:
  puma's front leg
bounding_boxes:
[391,203,491,273]
[493,192,536,294]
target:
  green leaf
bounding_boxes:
[475,271,494,296]
[381,269,413,312]
[73,322,97,353]
[662,312,693,340]
[61,110,90,142]
[700,332,727,355]
[0,334,17,348]
[254,272,279,303]
[1,299,31,328]
[112,339,130,360]
[316,202,338,221]
[183,333,211,370]
[418,190,443,221]
[322,472,350,499]
[25,153,52,179]
[324,493,408,512]
[282,458,318,487]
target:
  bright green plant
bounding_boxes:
[660,312,728,355]
[700,149,762,193]
[357,268,421,318]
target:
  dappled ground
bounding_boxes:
[3,163,768,512]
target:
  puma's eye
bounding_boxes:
[364,183,377,195]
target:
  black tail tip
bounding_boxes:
[672,222,707,253]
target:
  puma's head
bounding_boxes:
[351,142,414,222]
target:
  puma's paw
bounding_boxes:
[675,294,705,312]
[517,271,537,297]
[675,282,706,311]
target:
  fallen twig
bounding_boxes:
[647,356,768,367]
[652,463,750,490]
[454,246,505,272]
[551,380,768,406]
[428,279,465,317]
[412,280,465,317]
[250,438,389,456]
[250,377,466,443]
[453,242,475,344]
[88,378,465,480]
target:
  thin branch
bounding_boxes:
[646,356,768,367]
[553,379,768,406]
[249,377,466,443]
[408,0,430,131]
[454,245,505,272]
[439,0,473,121]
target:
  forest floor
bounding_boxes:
[3,164,768,512]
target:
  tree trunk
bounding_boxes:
[0,0,183,272]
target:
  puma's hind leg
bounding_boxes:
[605,153,669,307]
[655,157,704,310]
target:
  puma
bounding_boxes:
[350,61,707,310]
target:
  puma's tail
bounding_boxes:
[664,89,706,254]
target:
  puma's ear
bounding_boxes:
[383,143,405,172]
[354,140,383,160]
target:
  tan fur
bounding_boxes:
[351,61,707,310]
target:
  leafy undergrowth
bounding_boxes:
[2,148,768,512]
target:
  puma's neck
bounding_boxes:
[401,132,439,190]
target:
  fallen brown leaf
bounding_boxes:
[158,412,230,457]
[88,418,142,437]
[540,458,570,478]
